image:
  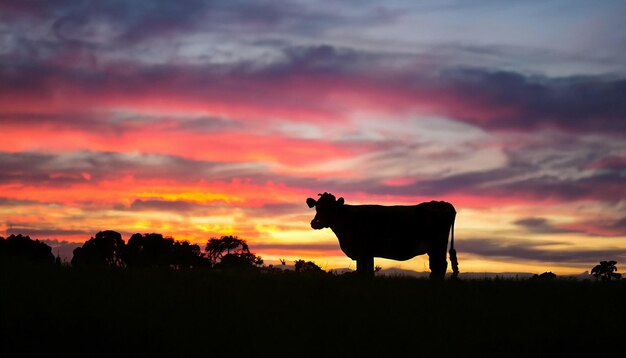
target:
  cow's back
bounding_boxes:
[332,201,455,260]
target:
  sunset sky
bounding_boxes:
[1,0,625,274]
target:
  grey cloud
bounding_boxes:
[0,197,42,206]
[567,217,626,238]
[609,217,626,232]
[0,112,127,133]
[0,112,244,134]
[406,167,623,202]
[0,151,271,186]
[513,217,576,234]
[350,135,626,202]
[444,68,626,133]
[6,227,91,237]
[3,51,625,136]
[173,116,245,132]
[251,132,626,204]
[1,0,353,46]
[2,19,626,135]
[459,238,626,265]
[515,217,560,231]
[276,45,378,74]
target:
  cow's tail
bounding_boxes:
[449,213,459,279]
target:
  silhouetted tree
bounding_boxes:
[591,261,621,281]
[123,233,176,267]
[205,236,263,269]
[123,233,207,268]
[294,259,324,273]
[205,235,240,266]
[171,241,207,269]
[71,230,125,267]
[218,252,263,270]
[0,234,55,263]
[531,271,557,280]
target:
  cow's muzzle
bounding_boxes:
[311,220,325,230]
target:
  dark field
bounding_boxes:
[2,262,624,357]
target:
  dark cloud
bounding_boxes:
[582,156,626,171]
[0,197,42,206]
[0,112,244,134]
[459,238,626,265]
[0,112,126,133]
[0,151,270,186]
[0,0,73,20]
[0,152,56,184]
[610,217,626,232]
[173,116,245,132]
[1,1,624,139]
[350,137,626,202]
[0,0,352,46]
[114,199,306,221]
[513,214,626,238]
[267,48,626,134]
[328,167,625,203]
[513,217,575,234]
[440,68,626,134]
[6,227,91,237]
[276,45,378,74]
[562,217,626,238]
[2,48,624,135]
[503,174,624,202]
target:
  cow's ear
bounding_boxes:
[337,197,344,206]
[306,198,317,208]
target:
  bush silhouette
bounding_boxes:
[171,240,207,269]
[123,233,177,267]
[71,230,125,267]
[531,272,557,280]
[205,236,263,270]
[0,234,54,263]
[591,261,621,281]
[294,259,324,273]
[70,231,207,268]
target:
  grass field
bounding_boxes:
[1,262,624,357]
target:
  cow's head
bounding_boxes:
[306,192,344,229]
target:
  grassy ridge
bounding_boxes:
[2,262,624,357]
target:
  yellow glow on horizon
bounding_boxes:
[2,180,623,275]
[136,191,243,203]
[254,224,337,244]
[196,224,235,236]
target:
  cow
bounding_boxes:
[306,192,458,279]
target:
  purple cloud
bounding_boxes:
[0,151,271,186]
[459,238,626,265]
[514,217,577,234]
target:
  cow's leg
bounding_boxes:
[428,244,448,280]
[357,257,374,275]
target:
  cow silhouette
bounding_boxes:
[306,193,458,279]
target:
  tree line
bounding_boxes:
[0,232,326,273]
[0,231,261,270]
[1,232,621,280]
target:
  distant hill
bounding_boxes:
[377,268,604,280]
[377,267,536,279]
